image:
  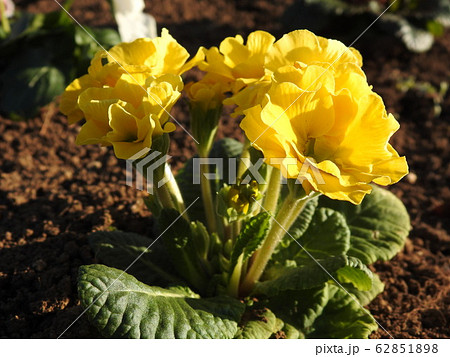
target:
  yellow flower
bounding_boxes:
[185,78,226,112]
[60,28,204,124]
[199,30,276,93]
[241,61,408,204]
[75,73,182,159]
[265,29,362,73]
[226,29,364,117]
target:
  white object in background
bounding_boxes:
[2,0,15,18]
[111,0,157,42]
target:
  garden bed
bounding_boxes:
[0,0,449,338]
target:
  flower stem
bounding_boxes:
[237,139,251,178]
[240,194,309,295]
[231,219,241,243]
[164,164,189,219]
[227,254,243,298]
[261,167,281,215]
[156,181,176,210]
[200,162,217,233]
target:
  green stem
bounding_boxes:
[156,181,176,210]
[200,162,217,233]
[231,220,241,243]
[0,0,11,34]
[164,164,188,218]
[240,194,309,296]
[237,139,251,179]
[228,254,243,298]
[261,167,281,215]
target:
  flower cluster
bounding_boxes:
[199,30,408,204]
[60,29,203,159]
[62,28,407,202]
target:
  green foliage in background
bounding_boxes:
[0,6,120,119]
[283,0,450,53]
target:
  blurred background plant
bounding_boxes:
[0,0,159,120]
[0,0,120,119]
[283,0,450,53]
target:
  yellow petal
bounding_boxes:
[76,119,110,145]
[225,80,271,117]
[266,30,362,73]
[199,47,235,80]
[148,28,191,76]
[60,75,101,124]
[106,103,138,142]
[113,73,149,107]
[266,30,321,71]
[241,105,293,161]
[179,46,206,74]
[219,35,247,67]
[246,31,276,55]
[108,38,157,67]
[305,161,372,204]
[372,145,409,185]
[266,82,335,144]
[317,36,362,67]
[334,94,401,169]
[110,141,152,160]
[78,87,118,124]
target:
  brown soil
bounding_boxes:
[1,0,449,338]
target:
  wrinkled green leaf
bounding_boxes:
[254,255,372,296]
[235,307,278,339]
[307,285,378,338]
[78,265,245,338]
[282,322,303,339]
[230,212,271,272]
[88,230,181,286]
[267,281,380,338]
[267,285,332,332]
[346,273,384,306]
[274,207,350,265]
[336,256,373,291]
[319,186,410,265]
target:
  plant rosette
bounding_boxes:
[60,28,410,339]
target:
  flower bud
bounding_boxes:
[217,180,262,222]
[186,79,225,157]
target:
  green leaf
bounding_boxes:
[273,207,350,265]
[267,281,380,338]
[88,230,181,286]
[346,273,384,306]
[229,212,271,272]
[78,265,245,338]
[335,256,373,291]
[266,285,332,332]
[0,61,66,118]
[159,209,209,293]
[235,307,278,339]
[282,322,303,339]
[319,186,410,265]
[307,285,378,338]
[254,255,372,296]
